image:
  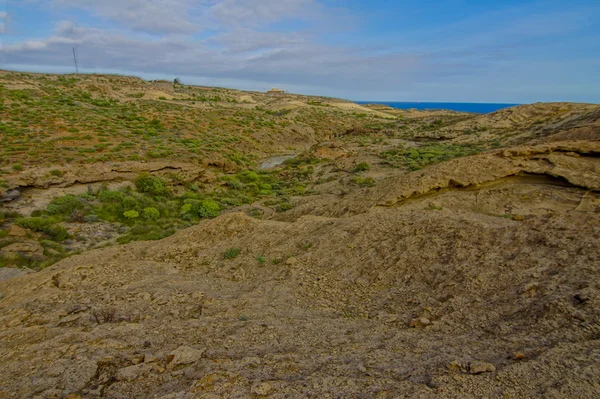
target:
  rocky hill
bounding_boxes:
[1,70,599,398]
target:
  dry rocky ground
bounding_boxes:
[1,71,600,398]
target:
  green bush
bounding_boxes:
[379,144,482,171]
[142,207,160,220]
[15,217,68,241]
[238,171,259,183]
[135,174,169,196]
[123,210,140,219]
[352,162,370,173]
[224,247,241,259]
[123,196,139,209]
[47,195,84,215]
[98,190,125,203]
[351,176,375,187]
[181,199,220,219]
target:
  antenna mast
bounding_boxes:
[72,47,79,74]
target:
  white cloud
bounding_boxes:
[51,0,200,33]
[3,20,427,92]
[210,0,319,26]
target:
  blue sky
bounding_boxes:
[1,0,599,103]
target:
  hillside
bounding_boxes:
[0,70,600,398]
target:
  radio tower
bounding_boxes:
[72,47,79,74]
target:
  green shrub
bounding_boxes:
[12,164,23,171]
[352,162,370,173]
[49,169,63,177]
[181,199,220,219]
[224,247,241,259]
[238,171,259,183]
[142,207,160,220]
[123,210,140,219]
[123,196,139,209]
[351,176,375,187]
[15,217,68,241]
[47,195,84,215]
[379,144,482,171]
[135,174,169,196]
[98,190,125,203]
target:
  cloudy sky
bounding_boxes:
[1,0,599,103]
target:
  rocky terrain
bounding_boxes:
[1,70,600,398]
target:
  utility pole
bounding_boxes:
[72,47,79,74]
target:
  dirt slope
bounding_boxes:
[1,187,600,398]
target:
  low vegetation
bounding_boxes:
[379,143,483,171]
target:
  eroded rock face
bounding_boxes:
[278,140,600,220]
[0,189,21,203]
[2,161,210,191]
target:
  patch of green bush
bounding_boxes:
[142,207,160,220]
[135,174,169,196]
[181,199,220,219]
[352,162,370,173]
[224,247,241,259]
[379,144,482,171]
[98,189,125,203]
[47,195,84,215]
[15,217,68,241]
[123,210,140,219]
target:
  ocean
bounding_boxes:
[356,101,520,114]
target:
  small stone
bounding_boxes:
[57,314,81,326]
[468,361,495,375]
[139,292,152,301]
[513,214,525,221]
[409,317,431,328]
[286,257,298,265]
[116,363,153,382]
[191,291,205,300]
[514,352,526,360]
[448,360,462,371]
[521,282,539,297]
[251,382,273,396]
[167,346,205,370]
[144,354,158,363]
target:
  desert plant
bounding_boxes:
[352,162,370,173]
[135,174,169,196]
[47,195,84,215]
[123,210,140,219]
[224,247,241,259]
[15,217,68,241]
[142,207,160,220]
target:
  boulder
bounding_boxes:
[8,225,29,237]
[167,346,205,370]
[0,241,45,260]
